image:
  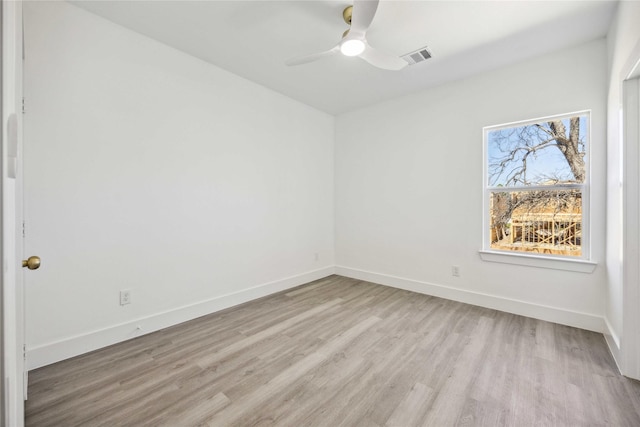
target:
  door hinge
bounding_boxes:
[22,97,26,114]
[22,221,25,238]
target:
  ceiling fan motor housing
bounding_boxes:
[343,6,353,25]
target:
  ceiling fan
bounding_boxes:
[285,0,408,71]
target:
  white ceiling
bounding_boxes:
[70,0,617,115]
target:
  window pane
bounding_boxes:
[487,115,587,187]
[489,190,582,257]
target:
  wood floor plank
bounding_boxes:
[385,382,433,427]
[194,298,343,369]
[25,275,640,426]
[207,315,382,426]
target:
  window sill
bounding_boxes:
[478,250,597,273]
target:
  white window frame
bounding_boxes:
[479,110,597,273]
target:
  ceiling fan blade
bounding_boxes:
[359,42,408,71]
[285,45,340,66]
[350,0,379,36]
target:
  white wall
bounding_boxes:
[604,0,640,372]
[23,1,334,369]
[335,40,608,331]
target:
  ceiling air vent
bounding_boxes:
[401,46,432,66]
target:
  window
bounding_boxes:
[482,111,590,263]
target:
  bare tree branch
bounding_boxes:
[489,117,585,186]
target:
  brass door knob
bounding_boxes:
[22,256,41,270]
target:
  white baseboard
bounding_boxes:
[603,316,622,374]
[29,265,607,370]
[335,266,605,333]
[27,266,335,370]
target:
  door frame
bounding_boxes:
[623,77,640,379]
[2,0,25,425]
[622,39,640,380]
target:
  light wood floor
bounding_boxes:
[26,275,640,426]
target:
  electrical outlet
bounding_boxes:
[314,252,320,262]
[452,266,460,277]
[120,290,132,306]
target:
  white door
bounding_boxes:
[2,1,26,425]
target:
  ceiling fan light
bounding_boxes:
[340,39,365,56]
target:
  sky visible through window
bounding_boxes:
[487,116,587,187]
